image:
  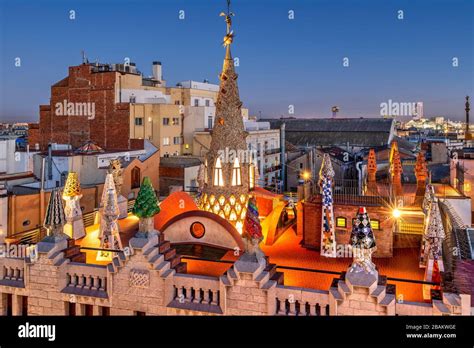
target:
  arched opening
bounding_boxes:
[231,157,241,186]
[213,157,224,186]
[131,166,141,189]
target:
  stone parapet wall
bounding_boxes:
[0,237,470,316]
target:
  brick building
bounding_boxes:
[39,64,134,151]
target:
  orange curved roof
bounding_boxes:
[154,191,198,231]
[253,186,283,199]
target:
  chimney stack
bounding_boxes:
[415,152,428,196]
[367,149,378,195]
[152,61,162,82]
[390,141,403,197]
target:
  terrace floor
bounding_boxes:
[77,216,426,303]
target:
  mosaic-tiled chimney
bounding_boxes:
[62,172,86,240]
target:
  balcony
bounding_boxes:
[265,148,281,156]
[264,164,282,174]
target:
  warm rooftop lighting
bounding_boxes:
[302,171,311,181]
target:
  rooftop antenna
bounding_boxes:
[81,50,88,64]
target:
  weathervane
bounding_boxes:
[220,0,235,47]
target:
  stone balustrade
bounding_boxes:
[62,263,108,299]
[0,239,470,316]
[0,257,25,287]
[169,273,222,314]
[275,285,330,316]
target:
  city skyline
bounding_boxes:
[0,0,473,122]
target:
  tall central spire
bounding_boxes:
[199,0,255,235]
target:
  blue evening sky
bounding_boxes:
[0,0,473,122]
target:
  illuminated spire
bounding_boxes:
[200,0,250,234]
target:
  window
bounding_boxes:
[131,167,141,189]
[85,304,93,316]
[129,96,136,103]
[174,100,180,105]
[231,157,242,186]
[172,117,180,125]
[371,219,380,230]
[134,117,143,126]
[21,296,28,316]
[190,222,206,239]
[100,306,110,316]
[194,99,199,107]
[205,99,210,107]
[163,137,170,146]
[213,157,224,186]
[163,118,170,126]
[299,163,303,169]
[5,294,12,316]
[135,311,146,316]
[208,116,213,129]
[67,302,76,316]
[336,217,347,228]
[173,136,181,145]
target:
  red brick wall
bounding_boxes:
[302,201,321,249]
[27,123,40,149]
[39,64,133,151]
[302,202,393,257]
[159,166,184,196]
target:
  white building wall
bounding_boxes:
[245,126,280,188]
[0,185,7,243]
[0,138,35,175]
[184,165,200,191]
[118,89,171,104]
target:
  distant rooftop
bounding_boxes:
[263,118,395,148]
[160,156,202,168]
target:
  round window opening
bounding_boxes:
[190,222,205,239]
